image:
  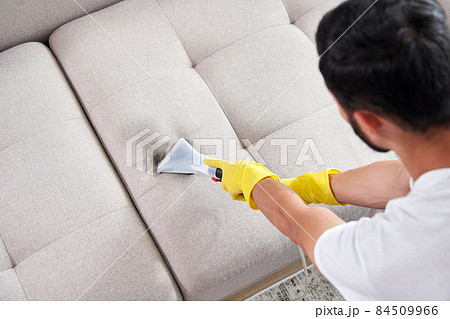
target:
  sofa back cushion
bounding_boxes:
[0,0,123,52]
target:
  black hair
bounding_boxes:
[316,0,450,134]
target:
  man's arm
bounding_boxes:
[329,160,411,209]
[252,160,410,264]
[252,177,345,265]
[204,158,410,264]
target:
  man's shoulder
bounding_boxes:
[410,168,450,191]
[386,168,450,217]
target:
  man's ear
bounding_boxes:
[353,110,385,136]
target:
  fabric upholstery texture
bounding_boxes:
[0,236,12,272]
[195,24,332,144]
[0,269,27,301]
[49,0,397,300]
[0,0,124,53]
[282,0,332,22]
[156,0,290,66]
[0,42,181,300]
[293,0,346,43]
[445,0,450,15]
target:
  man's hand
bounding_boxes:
[280,169,346,206]
[204,158,279,209]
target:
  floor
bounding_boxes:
[248,266,344,301]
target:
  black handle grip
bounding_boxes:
[215,168,222,181]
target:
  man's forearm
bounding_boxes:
[252,178,345,264]
[330,160,411,209]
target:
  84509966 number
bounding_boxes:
[376,306,438,316]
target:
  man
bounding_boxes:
[205,0,450,300]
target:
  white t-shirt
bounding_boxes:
[314,168,450,300]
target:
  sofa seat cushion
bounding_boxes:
[49,0,394,300]
[195,24,333,144]
[0,42,181,300]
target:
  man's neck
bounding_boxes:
[394,129,450,181]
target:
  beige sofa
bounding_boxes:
[1,0,448,301]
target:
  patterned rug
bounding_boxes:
[248,266,345,301]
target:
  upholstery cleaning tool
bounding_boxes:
[157,138,308,300]
[157,138,222,182]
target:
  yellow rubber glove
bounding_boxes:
[280,169,346,206]
[204,158,279,210]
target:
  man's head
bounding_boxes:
[316,0,450,152]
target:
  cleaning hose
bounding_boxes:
[293,245,309,300]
